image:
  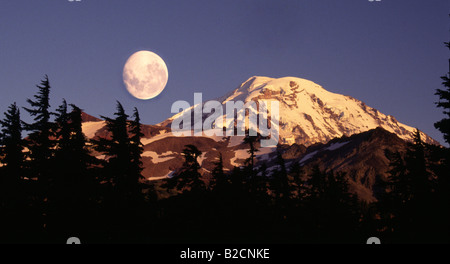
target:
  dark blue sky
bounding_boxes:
[1,0,449,144]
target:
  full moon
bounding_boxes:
[123,50,169,100]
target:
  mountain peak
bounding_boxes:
[160,75,438,146]
[226,76,324,103]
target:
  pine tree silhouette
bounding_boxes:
[128,107,144,200]
[21,76,56,236]
[0,101,25,227]
[212,152,227,191]
[53,102,95,193]
[0,103,24,186]
[54,100,71,152]
[22,76,55,185]
[243,129,259,174]
[0,103,28,242]
[169,144,205,193]
[269,151,291,225]
[51,101,97,238]
[289,161,305,199]
[304,166,359,242]
[68,104,96,179]
[434,42,450,145]
[432,39,450,243]
[325,171,360,241]
[383,129,436,242]
[209,152,232,239]
[92,102,149,241]
[96,101,130,199]
[270,151,290,200]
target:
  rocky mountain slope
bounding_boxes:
[80,76,439,201]
[160,76,438,146]
[279,127,409,202]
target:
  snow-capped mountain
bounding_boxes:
[160,76,438,146]
[80,76,440,201]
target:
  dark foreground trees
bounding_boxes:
[434,42,450,145]
[94,102,144,202]
[0,77,150,242]
[0,103,24,187]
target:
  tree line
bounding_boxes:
[0,42,449,243]
[0,76,146,242]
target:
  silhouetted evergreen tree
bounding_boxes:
[92,102,150,241]
[285,161,308,239]
[159,144,207,241]
[243,129,259,173]
[51,101,97,238]
[53,102,94,194]
[325,171,360,240]
[228,166,247,208]
[269,151,291,225]
[243,129,266,205]
[0,103,24,186]
[304,167,359,242]
[270,151,290,200]
[0,103,30,243]
[49,99,72,234]
[128,107,144,199]
[68,104,96,182]
[52,100,73,196]
[406,130,438,242]
[95,101,130,198]
[289,161,305,199]
[208,152,233,239]
[21,76,57,237]
[382,129,436,242]
[54,99,70,153]
[408,130,433,195]
[212,152,227,191]
[0,101,25,233]
[431,40,450,243]
[434,42,450,144]
[22,75,55,185]
[378,151,406,238]
[307,166,327,201]
[169,144,205,193]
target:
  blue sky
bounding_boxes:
[1,0,449,145]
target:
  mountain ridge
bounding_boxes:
[159,76,439,146]
[78,75,441,202]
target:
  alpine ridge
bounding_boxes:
[80,76,439,201]
[160,76,438,146]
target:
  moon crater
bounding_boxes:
[123,51,168,100]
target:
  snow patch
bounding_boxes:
[230,149,249,167]
[141,132,173,146]
[82,121,106,138]
[148,175,170,181]
[229,147,276,166]
[96,155,106,160]
[198,153,207,166]
[326,141,349,151]
[143,151,175,163]
[299,150,318,164]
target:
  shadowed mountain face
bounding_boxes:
[81,76,439,202]
[280,127,409,202]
